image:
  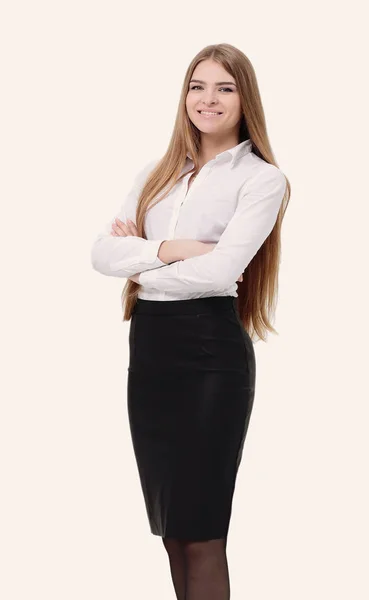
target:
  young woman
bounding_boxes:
[91,43,290,600]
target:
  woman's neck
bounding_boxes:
[198,135,239,167]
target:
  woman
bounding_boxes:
[91,43,290,600]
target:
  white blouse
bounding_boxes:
[90,139,287,301]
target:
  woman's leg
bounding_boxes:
[182,537,230,600]
[162,537,187,600]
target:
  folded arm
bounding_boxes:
[138,165,287,293]
[90,158,167,278]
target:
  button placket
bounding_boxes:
[169,164,213,239]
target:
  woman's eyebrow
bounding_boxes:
[189,79,237,86]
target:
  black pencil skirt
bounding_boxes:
[127,295,256,541]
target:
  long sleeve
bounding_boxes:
[90,158,168,278]
[138,165,287,293]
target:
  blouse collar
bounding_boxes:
[186,138,252,169]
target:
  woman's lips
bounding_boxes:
[197,110,223,119]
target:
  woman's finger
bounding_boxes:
[121,218,138,236]
[110,218,139,237]
[111,222,126,236]
[117,218,135,236]
[127,219,139,235]
[114,219,129,236]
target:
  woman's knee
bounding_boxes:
[162,536,185,557]
[182,538,226,565]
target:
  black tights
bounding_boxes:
[162,536,230,600]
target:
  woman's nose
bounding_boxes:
[203,94,217,103]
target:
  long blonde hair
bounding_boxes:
[121,43,291,342]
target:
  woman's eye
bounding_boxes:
[189,86,233,92]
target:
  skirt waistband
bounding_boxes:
[133,295,238,316]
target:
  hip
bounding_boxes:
[128,296,255,381]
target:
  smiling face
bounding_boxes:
[186,59,242,136]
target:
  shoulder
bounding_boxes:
[240,154,287,196]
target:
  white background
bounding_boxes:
[1,0,368,598]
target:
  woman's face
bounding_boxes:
[186,59,242,136]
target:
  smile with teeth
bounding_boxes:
[198,110,223,118]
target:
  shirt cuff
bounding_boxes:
[138,267,160,287]
[141,239,167,267]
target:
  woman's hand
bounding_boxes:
[111,218,141,283]
[111,217,139,237]
[129,273,141,283]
